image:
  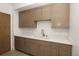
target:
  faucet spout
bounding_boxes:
[41,29,48,38]
[41,29,45,37]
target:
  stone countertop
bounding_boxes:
[14,35,72,45]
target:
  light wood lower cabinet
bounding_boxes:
[24,39,31,54]
[24,39,40,55]
[36,40,50,56]
[29,40,40,55]
[15,37,25,51]
[49,43,59,56]
[15,36,72,56]
[58,44,72,56]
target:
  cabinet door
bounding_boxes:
[41,4,51,20]
[35,4,51,21]
[50,43,59,56]
[28,9,37,27]
[51,3,69,28]
[19,10,36,28]
[0,13,10,54]
[39,44,50,56]
[58,44,72,56]
[37,41,50,56]
[15,37,25,51]
[24,39,40,55]
[34,7,42,21]
[24,39,32,54]
[29,39,40,55]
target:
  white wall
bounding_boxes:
[11,3,35,9]
[70,3,79,56]
[12,3,49,11]
[0,3,12,14]
[0,3,13,50]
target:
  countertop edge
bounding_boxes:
[14,35,72,45]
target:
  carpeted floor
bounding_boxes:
[1,50,29,56]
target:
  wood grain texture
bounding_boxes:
[15,36,72,56]
[19,9,37,28]
[51,3,69,28]
[19,3,69,28]
[0,12,10,54]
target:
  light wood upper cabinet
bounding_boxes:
[41,4,51,20]
[19,10,37,28]
[51,3,69,28]
[19,4,52,28]
[19,3,69,28]
[33,7,42,21]
[35,4,52,21]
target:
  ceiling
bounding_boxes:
[9,3,49,11]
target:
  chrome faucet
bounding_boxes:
[41,29,48,38]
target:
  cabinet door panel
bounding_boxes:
[24,39,40,55]
[35,4,51,21]
[29,40,40,55]
[0,13,10,54]
[15,36,72,56]
[39,45,50,56]
[37,40,50,56]
[24,39,31,53]
[58,44,72,56]
[42,4,51,20]
[50,43,59,56]
[19,12,23,27]
[34,7,42,21]
[15,37,25,51]
[51,3,69,28]
[19,10,36,28]
[15,37,21,50]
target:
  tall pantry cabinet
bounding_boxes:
[0,12,10,54]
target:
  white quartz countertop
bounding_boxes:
[14,35,72,45]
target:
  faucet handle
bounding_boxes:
[41,29,45,37]
[41,29,48,39]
